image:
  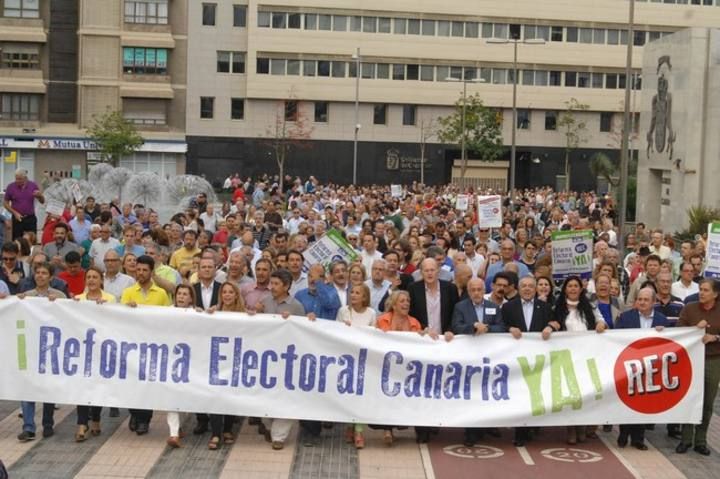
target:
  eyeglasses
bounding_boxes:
[2,257,16,262]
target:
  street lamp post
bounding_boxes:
[445,77,484,179]
[352,48,361,185]
[618,0,635,254]
[487,37,546,195]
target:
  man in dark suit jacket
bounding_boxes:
[408,258,459,443]
[451,278,503,446]
[615,287,668,450]
[501,275,557,446]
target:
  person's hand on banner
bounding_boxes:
[509,327,522,339]
[207,306,217,314]
[474,322,489,335]
[281,311,290,319]
[444,331,454,342]
[47,294,59,302]
[126,301,137,308]
[307,313,317,322]
[697,320,708,329]
[541,326,553,340]
[596,322,607,333]
[702,333,719,344]
[655,325,665,332]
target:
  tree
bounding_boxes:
[557,98,589,191]
[436,93,504,178]
[87,110,143,167]
[589,152,619,187]
[264,99,313,193]
[418,117,437,185]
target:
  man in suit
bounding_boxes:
[192,257,222,434]
[615,287,668,451]
[451,278,503,446]
[501,275,557,446]
[408,257,459,443]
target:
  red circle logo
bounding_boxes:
[613,337,692,414]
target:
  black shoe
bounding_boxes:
[109,408,120,418]
[17,431,36,442]
[193,422,208,435]
[128,415,137,432]
[694,445,711,456]
[135,422,149,435]
[488,428,501,438]
[42,427,54,438]
[513,439,525,447]
[645,424,655,430]
[415,431,430,443]
[631,442,648,451]
[617,435,628,448]
[676,443,691,454]
[667,430,682,440]
[463,435,476,448]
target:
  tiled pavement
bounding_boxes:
[2,401,720,478]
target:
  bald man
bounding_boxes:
[454,263,473,301]
[484,239,530,290]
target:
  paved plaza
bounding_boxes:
[2,399,720,479]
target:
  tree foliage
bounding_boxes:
[436,93,504,177]
[558,98,589,190]
[263,99,314,192]
[589,152,619,186]
[87,110,143,166]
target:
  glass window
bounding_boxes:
[466,22,479,38]
[284,100,297,121]
[331,61,346,77]
[0,93,40,120]
[350,16,362,31]
[1,45,40,69]
[392,64,405,80]
[600,112,613,132]
[479,67,492,84]
[125,0,169,24]
[216,51,230,73]
[231,98,244,120]
[577,72,591,88]
[566,27,578,42]
[318,14,331,30]
[4,0,39,18]
[606,73,617,89]
[122,47,167,74]
[545,111,557,130]
[361,63,375,78]
[634,31,646,46]
[287,59,300,75]
[649,31,662,42]
[537,26,550,40]
[510,24,521,39]
[452,21,464,37]
[492,68,507,84]
[317,60,330,77]
[420,65,434,81]
[256,57,269,74]
[258,11,271,28]
[620,30,629,45]
[232,52,245,73]
[593,29,606,44]
[422,20,436,36]
[200,97,214,119]
[232,5,246,27]
[592,72,604,88]
[394,18,407,34]
[618,73,627,89]
[376,63,389,79]
[288,13,302,29]
[524,25,536,40]
[304,13,317,30]
[379,17,392,33]
[272,12,286,28]
[303,60,316,76]
[408,19,420,34]
[333,15,347,31]
[579,28,593,43]
[535,70,548,86]
[437,21,450,36]
[607,29,620,45]
[450,66,462,80]
[407,64,419,80]
[363,16,377,33]
[517,109,530,129]
[202,3,216,26]
[464,67,477,81]
[481,23,493,38]
[270,58,285,75]
[314,102,328,122]
[522,70,534,85]
[402,105,416,126]
[551,26,563,42]
[374,104,387,125]
[436,66,449,81]
[549,70,562,86]
[494,24,508,39]
[565,71,577,87]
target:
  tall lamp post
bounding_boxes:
[487,37,546,194]
[352,48,361,185]
[618,0,636,254]
[445,76,485,178]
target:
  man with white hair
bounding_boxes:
[366,259,391,312]
[3,169,44,240]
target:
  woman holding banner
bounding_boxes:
[165,284,198,448]
[72,267,116,442]
[207,282,246,450]
[553,276,606,445]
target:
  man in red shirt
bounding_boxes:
[57,251,85,297]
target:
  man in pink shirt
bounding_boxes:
[3,169,44,240]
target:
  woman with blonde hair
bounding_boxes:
[348,263,367,287]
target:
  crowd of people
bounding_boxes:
[1,169,719,457]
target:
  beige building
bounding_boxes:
[185,0,720,187]
[0,0,187,190]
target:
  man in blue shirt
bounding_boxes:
[295,263,341,321]
[485,239,530,290]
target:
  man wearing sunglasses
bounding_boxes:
[0,241,25,295]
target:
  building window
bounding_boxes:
[233,5,246,27]
[551,26,563,42]
[258,11,271,27]
[402,105,416,126]
[289,13,302,29]
[285,100,298,121]
[125,0,168,24]
[231,98,244,120]
[314,101,328,122]
[256,57,269,74]
[123,98,167,125]
[272,12,286,28]
[544,111,557,131]
[373,104,387,125]
[3,0,39,18]
[216,51,245,73]
[600,112,613,132]
[202,3,216,25]
[271,58,286,75]
[0,93,40,121]
[517,109,530,129]
[122,47,168,74]
[1,45,40,69]
[200,97,214,119]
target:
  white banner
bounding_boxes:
[390,185,403,198]
[456,195,469,211]
[0,298,704,427]
[477,195,502,228]
[551,229,594,281]
[705,222,720,279]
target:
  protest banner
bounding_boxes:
[477,195,502,228]
[390,185,403,198]
[0,297,703,427]
[456,195,469,211]
[45,199,65,216]
[551,230,594,281]
[302,229,358,272]
[705,222,720,278]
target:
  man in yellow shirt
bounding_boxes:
[120,254,171,435]
[169,230,200,276]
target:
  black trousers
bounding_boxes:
[300,420,322,436]
[12,214,36,241]
[619,424,645,443]
[129,408,153,424]
[210,415,235,437]
[77,406,102,426]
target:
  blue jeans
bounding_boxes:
[21,402,55,433]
